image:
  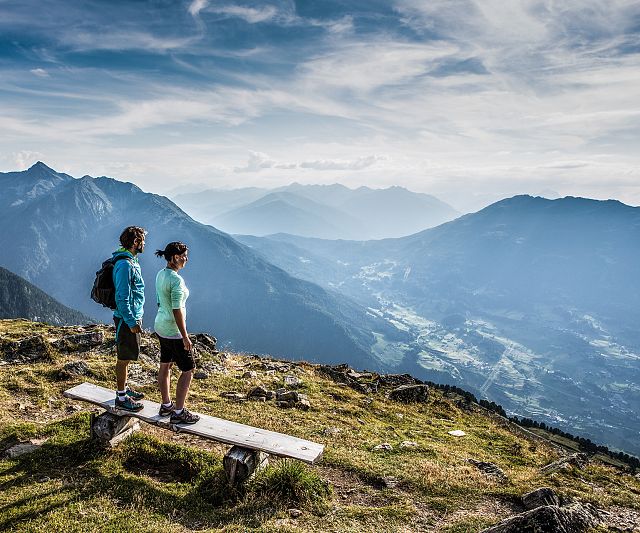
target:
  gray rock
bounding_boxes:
[522,487,561,510]
[481,502,602,533]
[5,443,40,458]
[389,384,429,403]
[192,333,217,354]
[380,476,399,488]
[400,441,418,449]
[468,459,507,481]
[193,371,208,379]
[276,390,301,403]
[297,398,311,411]
[242,370,258,379]
[284,375,302,388]
[373,443,393,451]
[322,427,342,436]
[288,508,302,518]
[275,400,293,408]
[3,335,52,363]
[61,360,91,377]
[220,391,247,402]
[378,373,420,387]
[247,385,269,398]
[541,453,589,474]
[53,331,104,351]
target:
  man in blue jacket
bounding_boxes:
[113,226,147,411]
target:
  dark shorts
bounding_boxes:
[114,317,141,361]
[158,336,195,372]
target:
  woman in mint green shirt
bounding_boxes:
[154,241,199,425]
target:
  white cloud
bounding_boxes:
[30,68,49,77]
[300,155,388,170]
[188,0,209,17]
[61,30,196,52]
[208,5,278,24]
[12,150,45,170]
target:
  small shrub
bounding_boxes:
[248,460,331,508]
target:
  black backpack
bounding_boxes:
[90,256,132,309]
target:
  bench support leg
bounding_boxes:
[223,445,269,485]
[90,411,140,447]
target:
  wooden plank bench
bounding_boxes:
[64,382,323,483]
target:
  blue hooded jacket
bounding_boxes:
[112,249,145,328]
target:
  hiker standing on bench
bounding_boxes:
[113,226,147,412]
[155,241,200,425]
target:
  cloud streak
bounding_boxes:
[0,0,638,206]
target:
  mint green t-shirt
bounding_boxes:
[154,268,189,338]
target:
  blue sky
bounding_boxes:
[1,0,639,209]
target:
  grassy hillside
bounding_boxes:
[0,319,638,532]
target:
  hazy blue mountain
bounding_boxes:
[0,266,91,325]
[172,187,269,223]
[0,163,403,367]
[235,196,640,455]
[0,161,73,210]
[173,183,459,239]
[212,191,365,238]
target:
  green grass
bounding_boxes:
[1,319,639,531]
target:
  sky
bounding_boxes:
[1,0,639,210]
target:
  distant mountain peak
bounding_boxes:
[25,161,60,178]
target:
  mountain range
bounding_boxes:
[173,183,459,239]
[2,163,639,457]
[0,162,402,367]
[235,196,640,455]
[0,266,91,325]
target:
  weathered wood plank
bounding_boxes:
[64,382,323,464]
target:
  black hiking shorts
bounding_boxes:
[114,317,141,361]
[158,336,195,372]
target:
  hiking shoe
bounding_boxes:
[159,402,174,417]
[115,395,144,412]
[125,387,145,400]
[170,408,200,425]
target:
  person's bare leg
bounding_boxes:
[175,370,193,410]
[158,362,173,404]
[116,359,129,391]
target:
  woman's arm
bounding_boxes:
[172,308,193,352]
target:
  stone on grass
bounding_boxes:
[53,331,104,351]
[373,443,393,451]
[297,398,311,411]
[61,360,91,377]
[3,335,52,363]
[242,370,258,379]
[220,391,247,402]
[522,487,561,510]
[389,384,429,403]
[193,371,208,380]
[284,375,301,388]
[276,390,302,403]
[448,430,466,437]
[5,443,40,458]
[541,453,589,474]
[400,441,418,449]
[481,502,602,533]
[288,508,302,518]
[248,385,269,398]
[468,459,507,481]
